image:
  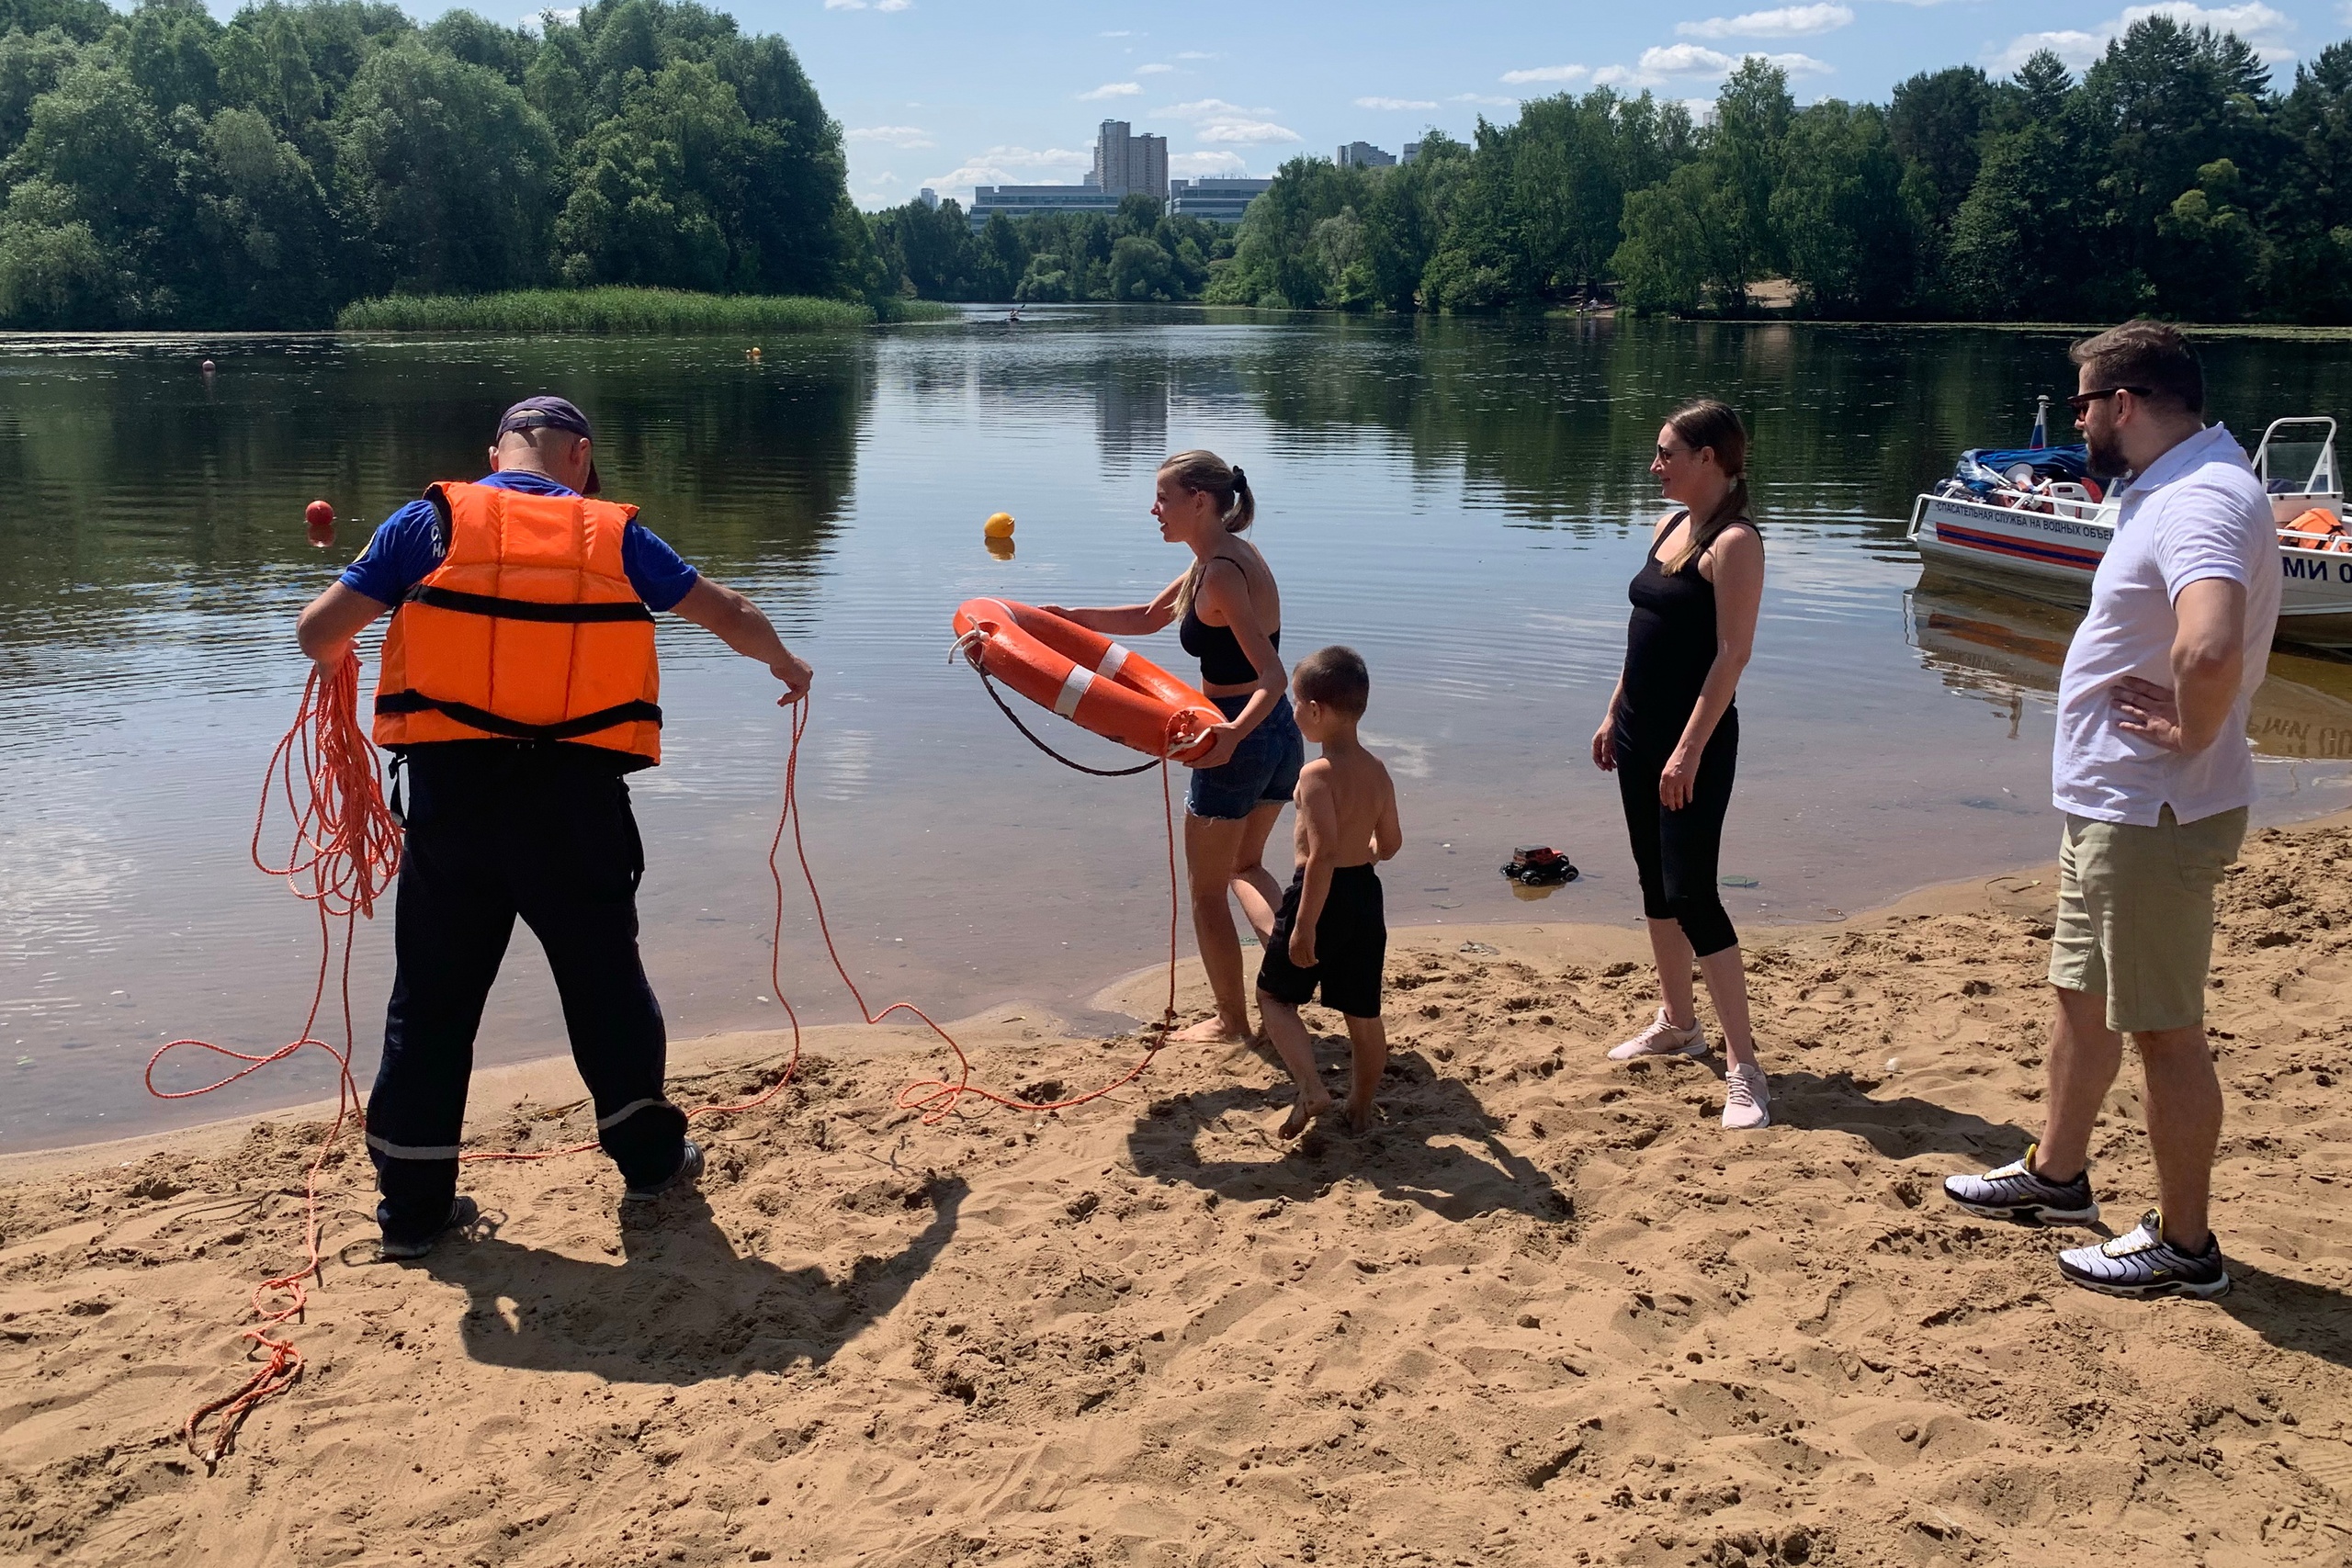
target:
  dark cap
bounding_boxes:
[495,396,600,493]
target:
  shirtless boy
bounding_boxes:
[1255,647,1403,1136]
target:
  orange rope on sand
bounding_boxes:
[147,667,1178,1465]
[769,697,1182,1124]
[144,650,398,1466]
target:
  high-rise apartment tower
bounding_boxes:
[1091,119,1170,200]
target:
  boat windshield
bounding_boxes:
[2256,418,2339,497]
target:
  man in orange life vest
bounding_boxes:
[296,397,813,1259]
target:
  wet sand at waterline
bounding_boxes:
[6,818,2351,1568]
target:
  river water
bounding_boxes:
[7,310,2352,1151]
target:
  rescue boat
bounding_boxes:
[1907,412,2352,649]
[952,598,1223,762]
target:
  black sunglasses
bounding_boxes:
[2066,386,2151,414]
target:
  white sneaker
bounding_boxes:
[1607,1007,1708,1061]
[1722,1063,1771,1130]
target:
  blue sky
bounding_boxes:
[415,0,2343,207]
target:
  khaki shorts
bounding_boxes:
[2049,805,2245,1033]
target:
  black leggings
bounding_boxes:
[1613,708,1739,958]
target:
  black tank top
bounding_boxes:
[1180,602,1279,685]
[1618,513,1744,749]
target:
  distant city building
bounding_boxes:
[962,118,1172,229]
[1337,141,1396,169]
[1092,119,1169,200]
[918,187,939,210]
[1401,141,1420,165]
[967,184,1125,230]
[1169,176,1274,223]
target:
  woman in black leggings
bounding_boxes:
[1590,399,1770,1131]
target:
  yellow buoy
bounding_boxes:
[983,512,1015,539]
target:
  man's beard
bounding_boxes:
[2086,426,2126,479]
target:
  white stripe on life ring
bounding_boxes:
[1054,665,1094,718]
[1096,642,1131,682]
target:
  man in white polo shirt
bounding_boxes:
[1945,321,2280,1300]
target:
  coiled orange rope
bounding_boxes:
[145,650,398,1466]
[145,665,1181,1464]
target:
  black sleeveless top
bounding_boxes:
[1180,602,1279,685]
[1618,512,1747,750]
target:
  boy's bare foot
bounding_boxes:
[1172,1014,1254,1044]
[1278,1089,1334,1138]
[1344,1097,1378,1134]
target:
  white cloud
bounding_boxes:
[1986,28,2108,70]
[876,0,910,11]
[1137,62,1175,73]
[1356,96,1440,109]
[1100,28,1135,36]
[1593,43,1832,85]
[1079,81,1143,99]
[1500,63,1589,84]
[1171,150,1250,176]
[1158,97,1258,118]
[1989,3,2294,73]
[518,6,579,31]
[1453,90,1522,106]
[823,0,861,8]
[1153,97,1302,143]
[1679,4,1851,38]
[849,125,934,148]
[923,145,1089,192]
[1201,120,1302,143]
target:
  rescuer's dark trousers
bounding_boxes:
[368,743,687,1240]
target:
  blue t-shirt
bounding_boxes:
[337,469,700,612]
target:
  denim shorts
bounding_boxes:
[1185,694,1305,820]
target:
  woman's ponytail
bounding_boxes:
[1227,464,1254,533]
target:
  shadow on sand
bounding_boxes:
[2203,1262,2352,1371]
[1756,1066,2021,1160]
[413,1176,966,1382]
[1125,1045,1569,1224]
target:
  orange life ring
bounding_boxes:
[953,598,1222,762]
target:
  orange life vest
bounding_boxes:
[372,479,662,768]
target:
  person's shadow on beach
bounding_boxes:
[415,1175,966,1382]
[2200,1262,2352,1371]
[1125,1046,1569,1224]
[1736,1066,2018,1161]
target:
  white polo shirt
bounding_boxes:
[2052,423,2282,827]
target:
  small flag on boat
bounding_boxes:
[2030,394,2050,450]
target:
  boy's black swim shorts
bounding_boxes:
[1257,863,1385,1020]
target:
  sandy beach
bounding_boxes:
[5,818,2351,1568]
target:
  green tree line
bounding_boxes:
[876,17,2352,323]
[865,191,1236,303]
[0,0,869,327]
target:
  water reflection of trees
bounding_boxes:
[0,335,871,643]
[1220,319,2352,540]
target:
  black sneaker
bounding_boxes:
[1942,1143,2099,1224]
[379,1196,480,1261]
[2057,1210,2230,1299]
[623,1137,704,1202]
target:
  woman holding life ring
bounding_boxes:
[1044,450,1299,1044]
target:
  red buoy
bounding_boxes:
[305,500,335,549]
